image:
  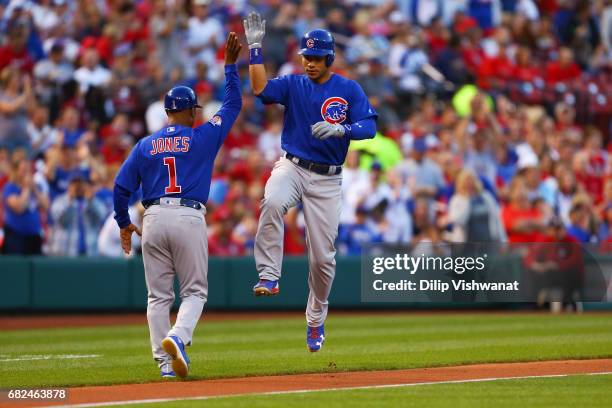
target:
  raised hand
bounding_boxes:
[243,11,266,49]
[224,32,242,65]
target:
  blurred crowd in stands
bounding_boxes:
[0,0,611,257]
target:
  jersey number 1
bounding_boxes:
[163,157,181,194]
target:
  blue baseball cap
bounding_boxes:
[164,86,202,112]
[371,161,383,171]
[298,29,335,58]
[68,170,90,183]
[413,137,428,153]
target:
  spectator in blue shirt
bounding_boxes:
[598,204,612,242]
[469,0,501,30]
[566,203,594,243]
[2,159,48,254]
[45,138,90,201]
[337,206,383,255]
[49,172,107,256]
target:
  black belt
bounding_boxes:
[285,153,342,175]
[142,198,204,211]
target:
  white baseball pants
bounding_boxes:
[255,156,342,326]
[141,199,208,367]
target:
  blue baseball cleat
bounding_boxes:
[161,335,190,378]
[160,362,176,378]
[253,279,279,296]
[307,324,325,352]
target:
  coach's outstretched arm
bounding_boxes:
[198,32,243,153]
[220,32,243,113]
[244,12,267,95]
[209,33,242,121]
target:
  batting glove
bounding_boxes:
[243,12,266,49]
[312,121,346,140]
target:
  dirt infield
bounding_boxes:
[1,359,609,407]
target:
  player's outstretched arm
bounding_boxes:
[243,12,267,95]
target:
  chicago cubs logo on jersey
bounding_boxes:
[321,97,348,124]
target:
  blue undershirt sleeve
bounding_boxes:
[343,118,377,140]
[113,143,141,228]
[113,184,132,229]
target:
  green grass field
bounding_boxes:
[125,374,612,408]
[1,313,611,389]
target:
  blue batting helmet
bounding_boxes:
[298,29,335,67]
[164,86,202,112]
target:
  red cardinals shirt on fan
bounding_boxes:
[259,74,378,165]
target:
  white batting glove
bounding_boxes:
[243,12,266,49]
[311,121,346,140]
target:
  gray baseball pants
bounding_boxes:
[141,198,208,367]
[255,156,342,327]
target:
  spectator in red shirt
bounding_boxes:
[283,206,306,255]
[596,179,612,218]
[502,179,546,242]
[224,116,257,152]
[523,216,583,310]
[553,102,582,141]
[477,45,515,89]
[453,10,478,35]
[208,207,245,256]
[512,46,541,82]
[425,18,449,59]
[0,22,35,73]
[573,128,609,204]
[460,28,485,74]
[117,2,150,44]
[100,114,132,165]
[545,47,581,84]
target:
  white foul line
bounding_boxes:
[45,371,612,408]
[0,354,100,363]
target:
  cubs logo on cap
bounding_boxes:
[321,97,348,124]
[306,38,315,48]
